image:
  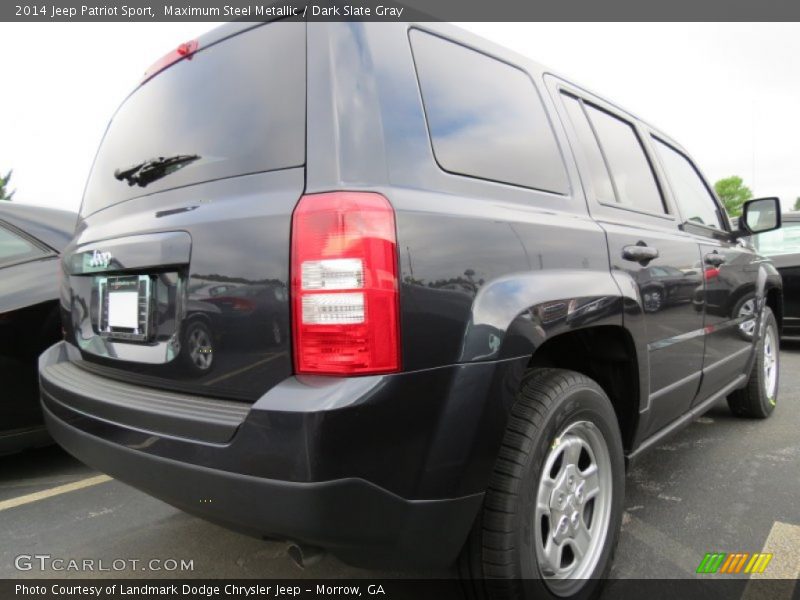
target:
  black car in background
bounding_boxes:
[0,203,76,454]
[753,212,800,336]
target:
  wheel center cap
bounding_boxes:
[550,465,585,543]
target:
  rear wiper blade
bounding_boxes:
[114,154,200,187]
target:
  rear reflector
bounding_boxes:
[142,39,199,83]
[291,192,400,375]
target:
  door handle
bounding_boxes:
[622,242,659,265]
[704,252,726,267]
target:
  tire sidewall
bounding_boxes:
[754,308,779,415]
[516,381,625,599]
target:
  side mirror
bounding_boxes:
[733,197,781,239]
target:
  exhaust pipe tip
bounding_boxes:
[287,542,325,569]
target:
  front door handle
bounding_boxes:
[622,242,659,265]
[704,251,725,267]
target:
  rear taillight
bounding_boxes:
[291,192,400,375]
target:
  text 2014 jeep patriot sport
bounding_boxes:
[41,21,783,598]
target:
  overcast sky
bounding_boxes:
[0,22,798,212]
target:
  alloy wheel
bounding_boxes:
[763,321,778,404]
[534,421,613,595]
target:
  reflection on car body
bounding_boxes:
[635,265,697,312]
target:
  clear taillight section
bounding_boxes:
[291,192,400,375]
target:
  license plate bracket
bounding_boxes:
[98,275,152,341]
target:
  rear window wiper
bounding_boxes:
[114,154,200,187]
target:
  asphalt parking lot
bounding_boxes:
[2,344,799,584]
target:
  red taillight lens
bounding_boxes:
[142,40,199,83]
[291,192,400,375]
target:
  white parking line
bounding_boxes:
[0,474,112,512]
[752,521,800,579]
[741,521,800,600]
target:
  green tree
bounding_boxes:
[0,170,15,201]
[794,197,800,211]
[714,176,752,217]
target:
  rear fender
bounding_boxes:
[461,269,625,362]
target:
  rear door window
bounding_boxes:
[82,22,306,216]
[583,104,666,215]
[410,30,569,195]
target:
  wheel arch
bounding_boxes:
[526,326,641,454]
[765,285,783,332]
[757,261,783,332]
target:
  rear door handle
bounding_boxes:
[704,251,725,267]
[622,243,659,265]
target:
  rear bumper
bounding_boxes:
[41,342,525,568]
[43,403,480,568]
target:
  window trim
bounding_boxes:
[408,27,572,197]
[649,134,731,239]
[554,84,676,222]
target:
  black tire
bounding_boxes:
[180,319,215,376]
[460,368,625,600]
[727,307,779,419]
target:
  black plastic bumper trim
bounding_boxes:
[40,360,250,444]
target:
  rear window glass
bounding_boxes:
[410,30,569,195]
[0,224,47,266]
[82,22,305,216]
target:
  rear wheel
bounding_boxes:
[460,368,625,600]
[728,306,779,419]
